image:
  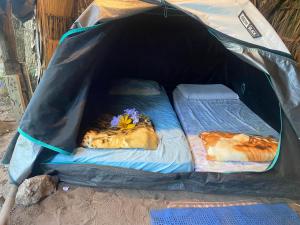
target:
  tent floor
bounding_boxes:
[41,163,300,199]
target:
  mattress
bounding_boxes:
[173,84,279,173]
[44,80,193,174]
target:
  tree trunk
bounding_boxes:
[0,0,30,120]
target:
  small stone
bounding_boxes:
[62,186,69,192]
[15,175,58,206]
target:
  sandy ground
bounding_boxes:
[9,187,300,225]
[1,95,300,225]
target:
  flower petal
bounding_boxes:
[119,116,123,123]
[126,124,135,129]
[125,118,132,124]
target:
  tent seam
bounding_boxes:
[207,28,293,60]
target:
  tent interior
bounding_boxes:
[49,7,282,174]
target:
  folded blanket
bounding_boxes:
[82,113,159,150]
[200,131,278,162]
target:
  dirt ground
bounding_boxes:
[0,95,17,213]
[0,95,300,225]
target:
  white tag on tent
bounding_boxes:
[239,11,262,39]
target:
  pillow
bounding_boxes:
[177,84,239,100]
[109,79,161,96]
[199,131,278,162]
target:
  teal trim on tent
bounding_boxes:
[264,73,283,171]
[266,106,282,171]
[18,128,71,155]
[59,24,103,45]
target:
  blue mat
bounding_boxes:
[150,204,300,225]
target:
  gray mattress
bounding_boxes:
[173,84,279,138]
[173,84,279,173]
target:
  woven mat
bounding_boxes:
[151,203,300,225]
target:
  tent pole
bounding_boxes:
[0,184,18,225]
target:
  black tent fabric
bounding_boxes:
[5,6,300,198]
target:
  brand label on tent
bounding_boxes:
[239,11,262,38]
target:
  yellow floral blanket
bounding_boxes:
[81,109,159,150]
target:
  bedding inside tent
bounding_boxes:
[45,79,193,173]
[79,9,279,167]
[13,7,283,178]
[173,84,279,173]
[92,7,280,130]
[41,7,281,173]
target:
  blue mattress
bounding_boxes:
[173,84,279,138]
[45,80,193,174]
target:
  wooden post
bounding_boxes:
[0,185,18,225]
[0,0,30,120]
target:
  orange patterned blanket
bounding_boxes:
[200,131,278,162]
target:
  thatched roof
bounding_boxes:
[37,0,93,70]
[251,0,300,64]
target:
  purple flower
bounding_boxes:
[124,108,137,116]
[124,108,140,124]
[131,115,139,124]
[110,115,120,127]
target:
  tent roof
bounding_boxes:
[75,0,289,54]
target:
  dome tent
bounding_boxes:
[3,0,300,198]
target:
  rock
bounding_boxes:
[15,175,58,206]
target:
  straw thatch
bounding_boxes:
[251,0,300,64]
[74,0,95,18]
[37,0,93,71]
